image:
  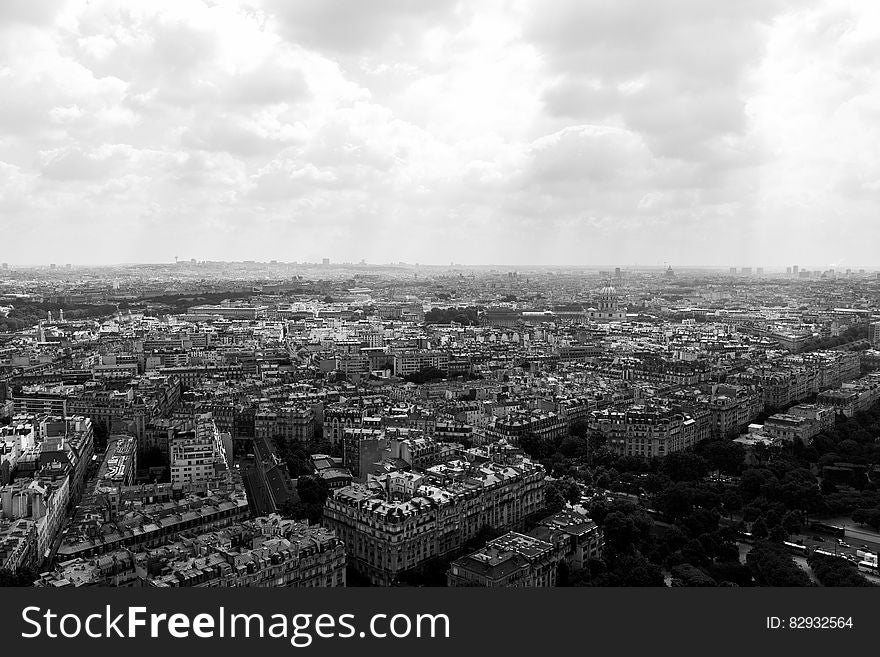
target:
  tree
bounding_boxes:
[654,484,695,521]
[768,524,788,543]
[852,507,880,532]
[698,440,746,475]
[708,561,754,586]
[670,563,717,587]
[751,517,769,539]
[545,478,580,512]
[282,475,330,524]
[746,541,812,587]
[660,452,709,482]
[807,554,874,587]
[781,510,804,535]
[603,554,665,586]
[403,367,446,384]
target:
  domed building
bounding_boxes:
[586,285,625,322]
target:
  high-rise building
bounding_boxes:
[793,265,799,276]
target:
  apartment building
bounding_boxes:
[170,416,230,486]
[323,454,545,585]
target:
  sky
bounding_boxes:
[2,0,880,268]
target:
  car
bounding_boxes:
[839,542,851,549]
[812,535,824,541]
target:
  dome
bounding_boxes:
[599,286,617,297]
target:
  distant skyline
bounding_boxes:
[3,1,880,266]
[3,259,879,272]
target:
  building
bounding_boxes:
[447,508,603,587]
[586,286,625,322]
[96,435,138,490]
[323,407,363,445]
[393,350,450,377]
[170,416,230,486]
[762,414,819,445]
[0,478,68,563]
[590,405,705,458]
[1,419,36,485]
[186,305,268,320]
[871,321,880,347]
[816,373,880,417]
[486,411,566,445]
[12,387,70,417]
[0,517,35,572]
[36,515,346,588]
[322,453,545,585]
[255,404,316,444]
[530,508,603,570]
[448,531,558,587]
[55,483,250,561]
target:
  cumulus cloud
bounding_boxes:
[0,0,877,266]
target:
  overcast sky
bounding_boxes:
[2,0,879,268]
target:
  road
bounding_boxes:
[793,530,880,563]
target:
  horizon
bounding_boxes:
[3,259,880,272]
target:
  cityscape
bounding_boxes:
[1,261,880,588]
[3,1,880,594]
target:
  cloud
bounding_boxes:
[264,0,463,55]
[0,0,878,266]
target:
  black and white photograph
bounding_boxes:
[1,2,879,649]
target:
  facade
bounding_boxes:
[323,454,545,585]
[0,517,36,572]
[486,411,566,444]
[170,416,230,486]
[816,373,880,417]
[585,286,626,322]
[762,414,819,445]
[323,406,363,444]
[255,405,316,443]
[590,405,705,458]
[393,350,450,377]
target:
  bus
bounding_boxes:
[784,541,808,556]
[858,561,879,575]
